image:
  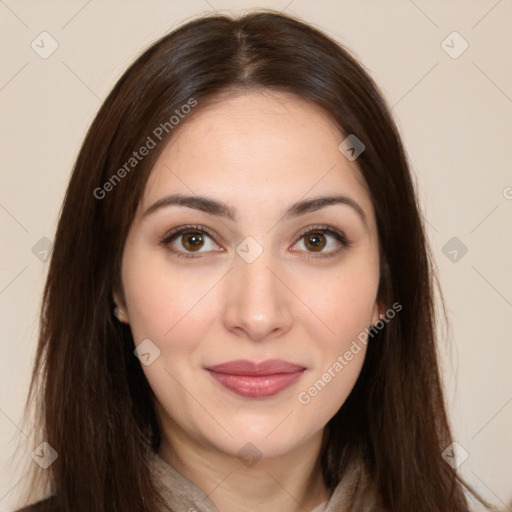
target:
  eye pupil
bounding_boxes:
[305,233,326,252]
[182,231,204,251]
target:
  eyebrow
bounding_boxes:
[142,193,367,227]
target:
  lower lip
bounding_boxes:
[207,370,305,398]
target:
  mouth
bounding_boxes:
[205,359,306,399]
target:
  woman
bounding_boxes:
[16,10,492,512]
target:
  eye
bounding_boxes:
[160,225,222,259]
[160,224,350,260]
[291,226,350,259]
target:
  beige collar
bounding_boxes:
[148,449,377,512]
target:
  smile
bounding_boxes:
[205,359,306,399]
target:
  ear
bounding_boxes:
[370,299,384,327]
[112,289,130,324]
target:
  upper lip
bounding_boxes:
[206,359,305,376]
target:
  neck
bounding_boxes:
[157,428,330,512]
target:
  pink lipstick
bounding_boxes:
[206,359,305,399]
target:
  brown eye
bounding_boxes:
[292,226,349,259]
[160,225,222,258]
[304,232,326,252]
[181,231,204,251]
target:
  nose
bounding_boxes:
[222,248,293,343]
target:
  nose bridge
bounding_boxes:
[222,240,292,340]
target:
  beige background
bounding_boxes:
[1,1,511,510]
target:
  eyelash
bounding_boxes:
[159,224,350,261]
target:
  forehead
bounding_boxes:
[140,90,373,222]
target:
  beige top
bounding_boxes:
[148,449,379,512]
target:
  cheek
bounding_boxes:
[290,251,378,413]
[296,347,366,428]
[297,252,380,347]
[294,266,376,416]
[121,243,220,346]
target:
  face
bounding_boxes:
[116,90,382,461]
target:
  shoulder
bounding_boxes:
[15,496,58,512]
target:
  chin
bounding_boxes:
[207,419,313,460]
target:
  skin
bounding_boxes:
[114,90,382,512]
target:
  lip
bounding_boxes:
[205,359,306,399]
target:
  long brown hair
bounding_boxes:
[17,10,490,512]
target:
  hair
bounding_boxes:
[16,9,493,512]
